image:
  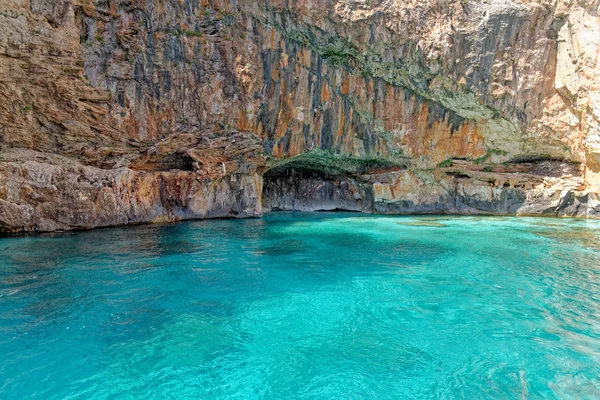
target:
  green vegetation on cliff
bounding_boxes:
[260,10,531,158]
[266,150,404,177]
[262,11,498,122]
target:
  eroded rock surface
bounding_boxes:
[0,0,599,232]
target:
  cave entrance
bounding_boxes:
[262,165,366,213]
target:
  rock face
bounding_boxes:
[0,0,599,232]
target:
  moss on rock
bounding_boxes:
[266,149,405,177]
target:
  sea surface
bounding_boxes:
[1,213,599,399]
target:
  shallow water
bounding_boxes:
[1,213,600,399]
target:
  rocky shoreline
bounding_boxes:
[1,148,598,234]
[1,0,599,232]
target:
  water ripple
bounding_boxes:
[1,213,600,398]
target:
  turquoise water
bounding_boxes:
[1,213,600,399]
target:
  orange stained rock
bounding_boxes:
[300,48,311,67]
[321,83,331,103]
[405,102,486,167]
[341,78,350,95]
[126,114,141,139]
[237,108,250,132]
[280,53,289,68]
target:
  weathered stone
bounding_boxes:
[0,0,599,232]
[0,150,263,233]
[263,176,365,212]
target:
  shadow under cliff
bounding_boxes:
[262,166,371,213]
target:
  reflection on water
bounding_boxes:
[1,213,600,399]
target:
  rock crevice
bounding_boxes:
[1,0,599,232]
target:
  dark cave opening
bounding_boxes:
[135,152,196,172]
[262,166,366,213]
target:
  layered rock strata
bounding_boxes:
[0,0,599,232]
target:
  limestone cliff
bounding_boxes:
[0,0,599,232]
